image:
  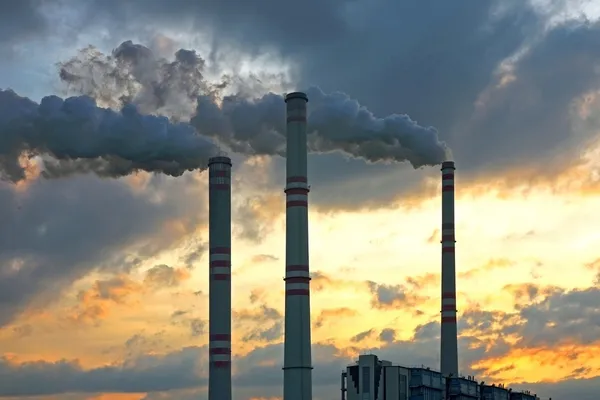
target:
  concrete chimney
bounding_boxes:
[440,160,459,377]
[208,156,233,400]
[283,92,313,400]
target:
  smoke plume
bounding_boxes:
[0,89,219,182]
[192,87,449,167]
[58,40,225,122]
[59,40,449,169]
[0,40,446,182]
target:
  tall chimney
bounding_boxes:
[283,92,313,400]
[440,160,459,377]
[208,156,233,400]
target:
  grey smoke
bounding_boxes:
[0,40,447,183]
[59,41,450,169]
[193,87,449,168]
[59,40,223,121]
[0,89,219,182]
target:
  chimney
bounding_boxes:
[283,92,313,400]
[440,160,459,377]
[208,156,233,400]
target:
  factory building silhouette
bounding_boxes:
[206,92,548,400]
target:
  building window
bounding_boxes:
[362,366,370,394]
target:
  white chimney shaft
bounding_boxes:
[283,92,313,400]
[208,156,232,400]
[440,160,459,377]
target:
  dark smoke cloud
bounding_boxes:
[75,1,600,179]
[193,86,448,168]
[58,40,224,121]
[57,41,449,170]
[0,1,49,49]
[0,89,219,182]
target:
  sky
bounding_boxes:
[0,0,600,399]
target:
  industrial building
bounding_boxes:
[341,355,540,400]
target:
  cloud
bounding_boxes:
[367,280,429,311]
[310,271,364,293]
[67,275,141,325]
[456,285,600,376]
[144,264,190,288]
[0,89,220,182]
[234,302,283,343]
[349,329,375,343]
[0,346,206,396]
[0,168,210,328]
[514,286,600,347]
[585,257,600,284]
[6,1,600,212]
[233,193,282,243]
[459,258,514,280]
[123,332,168,358]
[313,307,357,329]
[11,324,33,338]
[0,1,50,50]
[189,318,206,338]
[2,3,600,400]
[87,1,600,206]
[179,240,208,268]
[378,328,396,344]
[251,254,279,263]
[2,306,600,399]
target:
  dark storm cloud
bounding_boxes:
[0,2,49,48]
[85,0,351,51]
[515,286,600,347]
[0,173,207,327]
[0,346,207,396]
[70,1,600,202]
[58,40,222,120]
[57,42,449,171]
[379,328,396,343]
[459,18,600,173]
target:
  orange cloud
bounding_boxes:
[472,341,600,384]
[405,272,439,290]
[68,275,142,325]
[13,154,42,192]
[502,282,561,304]
[311,271,364,292]
[459,258,514,280]
[313,307,357,329]
[382,139,600,212]
[426,228,439,244]
[144,264,190,288]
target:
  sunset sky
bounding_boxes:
[1,1,600,399]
